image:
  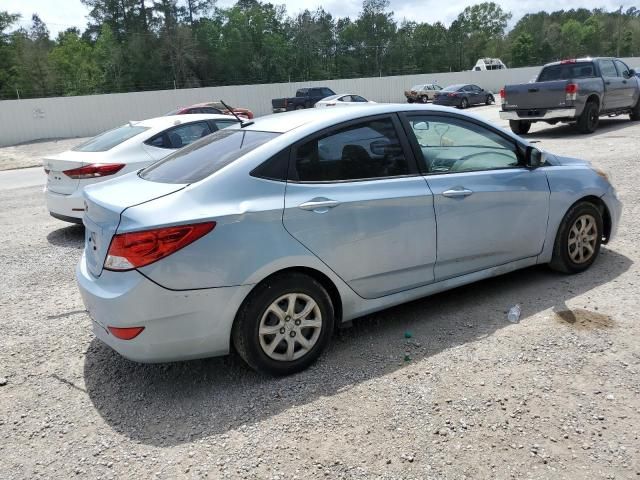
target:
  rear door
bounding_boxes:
[401,112,550,281]
[283,114,437,299]
[598,59,624,110]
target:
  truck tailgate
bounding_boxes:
[503,80,568,110]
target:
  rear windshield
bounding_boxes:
[538,62,595,81]
[140,129,280,184]
[442,84,464,92]
[73,124,149,152]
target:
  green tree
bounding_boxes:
[510,32,534,67]
[49,29,100,95]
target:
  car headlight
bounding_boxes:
[592,167,611,183]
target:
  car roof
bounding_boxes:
[134,114,235,129]
[239,103,514,135]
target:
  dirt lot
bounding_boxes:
[1,106,639,479]
[0,137,87,171]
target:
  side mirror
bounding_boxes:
[413,121,429,131]
[526,146,546,168]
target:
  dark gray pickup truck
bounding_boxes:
[500,57,640,134]
[272,87,336,113]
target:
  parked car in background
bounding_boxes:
[404,83,443,103]
[315,93,375,107]
[472,58,507,71]
[77,104,620,376]
[166,101,254,119]
[500,57,640,134]
[44,114,239,223]
[272,87,336,113]
[433,84,495,108]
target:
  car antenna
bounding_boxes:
[219,100,253,128]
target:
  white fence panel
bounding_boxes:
[1,57,639,147]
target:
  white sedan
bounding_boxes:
[44,114,238,223]
[315,94,375,108]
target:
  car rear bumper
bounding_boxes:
[76,253,253,363]
[45,187,85,221]
[499,108,577,121]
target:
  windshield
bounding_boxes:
[73,124,149,152]
[538,62,595,81]
[442,85,464,92]
[140,129,280,184]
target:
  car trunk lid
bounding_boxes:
[82,173,186,277]
[503,80,569,110]
[44,151,96,194]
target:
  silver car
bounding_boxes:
[76,104,622,375]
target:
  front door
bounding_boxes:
[401,113,550,281]
[283,115,437,299]
[598,59,625,111]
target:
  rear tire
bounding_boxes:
[549,201,603,274]
[509,120,531,135]
[577,101,599,133]
[630,98,640,121]
[407,98,414,104]
[232,273,335,376]
[420,95,428,104]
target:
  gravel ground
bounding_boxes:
[0,137,88,171]
[1,106,639,479]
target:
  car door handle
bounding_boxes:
[605,81,611,85]
[442,188,473,198]
[299,198,341,212]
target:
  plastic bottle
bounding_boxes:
[507,304,521,323]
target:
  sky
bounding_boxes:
[12,0,632,37]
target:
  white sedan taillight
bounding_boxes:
[63,163,125,179]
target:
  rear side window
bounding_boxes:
[140,130,280,184]
[598,60,617,77]
[292,117,410,182]
[145,122,211,149]
[73,125,149,152]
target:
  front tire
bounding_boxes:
[486,94,494,105]
[577,101,599,133]
[549,201,603,274]
[232,273,335,376]
[509,120,531,135]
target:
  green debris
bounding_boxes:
[404,330,413,339]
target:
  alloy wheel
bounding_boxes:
[258,293,322,361]
[567,214,598,264]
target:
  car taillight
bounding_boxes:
[108,326,145,340]
[448,93,458,97]
[104,222,216,271]
[63,163,125,179]
[565,83,578,101]
[500,88,506,106]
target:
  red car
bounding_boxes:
[166,102,254,120]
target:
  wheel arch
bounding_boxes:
[232,266,344,336]
[570,195,612,243]
[585,93,600,109]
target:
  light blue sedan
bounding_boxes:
[76,104,622,375]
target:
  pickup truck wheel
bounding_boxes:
[420,95,428,103]
[549,201,603,274]
[509,120,531,135]
[295,105,305,110]
[630,98,640,121]
[577,101,599,133]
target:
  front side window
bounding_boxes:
[73,124,149,152]
[141,130,280,184]
[614,59,630,78]
[293,117,410,182]
[352,95,367,102]
[406,115,519,174]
